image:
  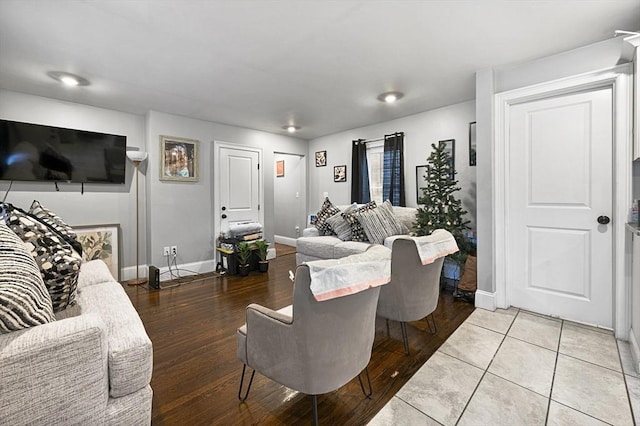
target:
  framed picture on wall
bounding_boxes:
[334,165,347,182]
[469,122,477,166]
[276,160,285,177]
[315,151,327,167]
[438,139,455,180]
[73,224,120,280]
[160,135,199,182]
[416,165,428,204]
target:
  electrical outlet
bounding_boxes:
[163,246,170,256]
[171,246,177,257]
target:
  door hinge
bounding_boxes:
[258,204,261,210]
[257,163,260,170]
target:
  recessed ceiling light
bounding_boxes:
[283,125,300,133]
[377,91,404,103]
[47,71,90,87]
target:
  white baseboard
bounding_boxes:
[121,264,148,282]
[274,235,297,247]
[474,290,496,311]
[122,259,217,283]
[630,328,640,374]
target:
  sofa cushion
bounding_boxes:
[77,259,116,290]
[74,281,152,398]
[29,200,83,255]
[342,201,377,242]
[356,200,408,244]
[326,203,357,241]
[389,205,414,233]
[3,203,81,313]
[0,221,55,333]
[334,241,371,258]
[296,236,340,259]
[314,198,340,236]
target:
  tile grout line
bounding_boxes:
[392,396,445,426]
[544,318,563,425]
[616,339,638,426]
[452,309,517,425]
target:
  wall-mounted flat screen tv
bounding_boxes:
[0,119,127,184]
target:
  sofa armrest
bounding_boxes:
[302,227,320,237]
[0,314,109,424]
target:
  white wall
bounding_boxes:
[0,90,146,280]
[308,101,477,229]
[145,111,306,272]
[274,152,306,240]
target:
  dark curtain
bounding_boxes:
[382,132,405,206]
[351,139,370,203]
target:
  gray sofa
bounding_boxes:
[296,205,417,264]
[0,259,153,425]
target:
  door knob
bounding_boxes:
[221,214,227,219]
[597,215,610,225]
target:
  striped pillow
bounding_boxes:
[342,201,377,242]
[326,203,357,241]
[0,221,55,333]
[355,200,407,244]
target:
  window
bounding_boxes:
[366,141,384,204]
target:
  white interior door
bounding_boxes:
[508,87,613,327]
[218,146,261,232]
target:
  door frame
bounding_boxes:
[213,140,264,241]
[493,64,632,337]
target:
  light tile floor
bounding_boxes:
[369,308,639,426]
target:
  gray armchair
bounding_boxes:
[377,237,445,354]
[236,263,381,425]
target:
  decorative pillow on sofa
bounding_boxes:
[0,221,55,333]
[314,198,340,236]
[29,200,83,255]
[3,203,81,312]
[342,201,377,242]
[355,200,407,244]
[326,203,357,241]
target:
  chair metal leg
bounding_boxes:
[400,321,410,355]
[238,364,255,402]
[425,313,438,334]
[312,394,318,426]
[357,367,373,399]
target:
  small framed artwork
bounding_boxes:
[416,165,428,204]
[469,122,477,166]
[308,214,317,226]
[276,160,285,177]
[315,151,327,167]
[334,165,347,182]
[160,135,199,182]
[439,139,455,180]
[73,224,120,280]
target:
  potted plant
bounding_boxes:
[254,240,270,272]
[236,242,252,276]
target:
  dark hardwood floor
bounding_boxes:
[123,251,475,425]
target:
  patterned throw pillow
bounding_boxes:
[342,201,377,242]
[356,200,408,244]
[0,221,55,333]
[3,203,81,312]
[326,203,357,241]
[314,198,340,236]
[29,200,83,255]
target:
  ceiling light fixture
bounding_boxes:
[47,71,90,87]
[377,91,404,103]
[283,125,300,133]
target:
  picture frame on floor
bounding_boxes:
[160,135,199,182]
[73,223,120,280]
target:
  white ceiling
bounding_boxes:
[0,0,639,140]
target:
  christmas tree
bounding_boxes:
[414,142,473,262]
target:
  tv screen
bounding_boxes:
[0,119,127,184]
